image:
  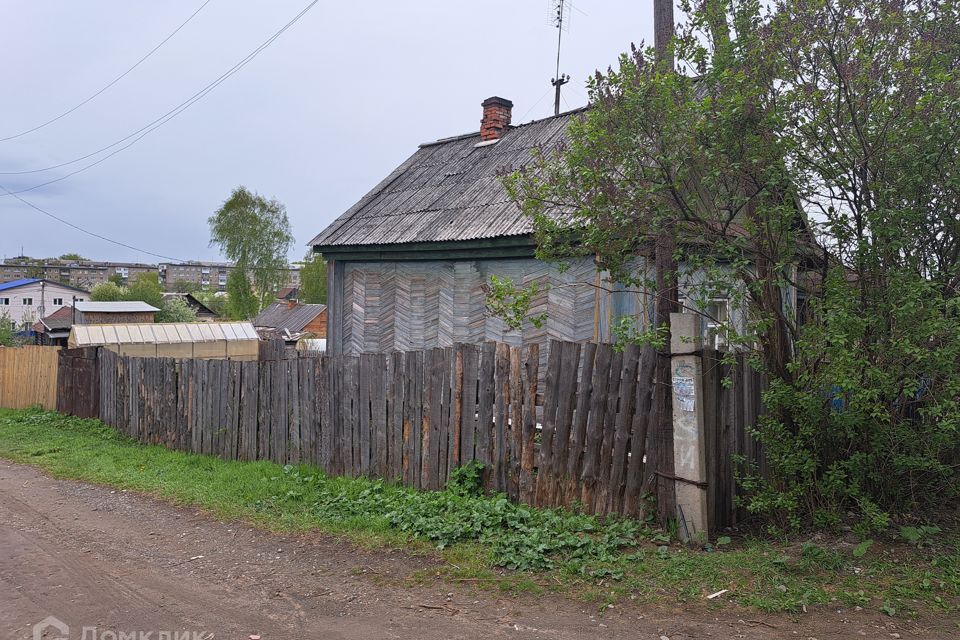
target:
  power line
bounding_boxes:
[0,0,214,143]
[0,181,187,262]
[0,0,320,191]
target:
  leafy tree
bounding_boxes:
[225,269,259,320]
[58,253,87,261]
[170,279,200,294]
[125,272,164,309]
[90,282,126,302]
[155,296,197,323]
[208,186,294,312]
[299,251,327,304]
[193,291,228,317]
[107,273,125,287]
[0,312,19,346]
[498,0,960,528]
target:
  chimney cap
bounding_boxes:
[482,96,514,108]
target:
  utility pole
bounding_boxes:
[652,0,679,523]
[550,0,571,115]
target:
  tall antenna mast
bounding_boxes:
[549,0,570,116]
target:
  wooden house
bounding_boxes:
[311,98,618,356]
[311,96,798,356]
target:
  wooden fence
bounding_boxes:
[52,341,765,527]
[0,346,60,410]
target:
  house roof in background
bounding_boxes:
[37,305,75,332]
[0,278,38,291]
[309,108,584,249]
[253,302,326,333]
[75,301,159,313]
[0,278,90,295]
[276,286,299,300]
[161,292,217,317]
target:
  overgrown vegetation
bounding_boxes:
[298,250,328,304]
[497,0,960,532]
[208,186,294,318]
[90,272,198,323]
[0,408,957,617]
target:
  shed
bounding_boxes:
[68,321,259,360]
[75,301,158,325]
[254,302,327,339]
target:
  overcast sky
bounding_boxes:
[0,1,655,264]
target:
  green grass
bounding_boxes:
[1,408,957,619]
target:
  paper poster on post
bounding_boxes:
[673,375,696,412]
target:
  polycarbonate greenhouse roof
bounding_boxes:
[69,322,258,346]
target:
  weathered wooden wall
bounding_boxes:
[51,342,764,528]
[331,258,607,356]
[0,346,60,410]
[84,341,664,517]
[57,347,100,418]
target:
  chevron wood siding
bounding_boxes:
[333,257,613,356]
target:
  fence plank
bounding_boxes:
[476,342,496,486]
[623,345,656,517]
[605,344,641,514]
[592,349,624,513]
[549,341,581,506]
[459,344,479,464]
[493,343,511,492]
[508,346,523,502]
[519,344,540,505]
[536,341,563,506]
[565,342,596,503]
[580,343,613,510]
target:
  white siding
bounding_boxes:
[0,282,86,328]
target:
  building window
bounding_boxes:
[22,297,33,306]
[680,297,730,349]
[0,298,8,305]
[53,298,63,305]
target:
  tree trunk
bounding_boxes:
[653,0,679,523]
[654,227,679,522]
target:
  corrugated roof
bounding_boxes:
[75,301,159,313]
[253,303,326,333]
[0,278,39,291]
[0,278,89,295]
[38,305,75,331]
[309,108,584,248]
[70,321,258,346]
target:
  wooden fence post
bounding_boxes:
[670,312,709,542]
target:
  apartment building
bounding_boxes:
[0,259,156,289]
[159,262,300,293]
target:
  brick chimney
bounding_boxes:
[480,96,513,141]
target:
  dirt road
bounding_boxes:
[0,460,952,639]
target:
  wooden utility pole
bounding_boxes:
[654,0,675,69]
[652,0,679,522]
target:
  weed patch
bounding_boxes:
[0,408,957,618]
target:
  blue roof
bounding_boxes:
[0,278,40,292]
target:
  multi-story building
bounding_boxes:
[0,258,156,289]
[159,261,300,293]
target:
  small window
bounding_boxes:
[53,297,63,306]
[0,297,9,305]
[22,297,33,306]
[679,296,729,349]
[76,297,84,302]
[704,299,729,349]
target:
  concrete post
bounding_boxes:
[670,312,709,542]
